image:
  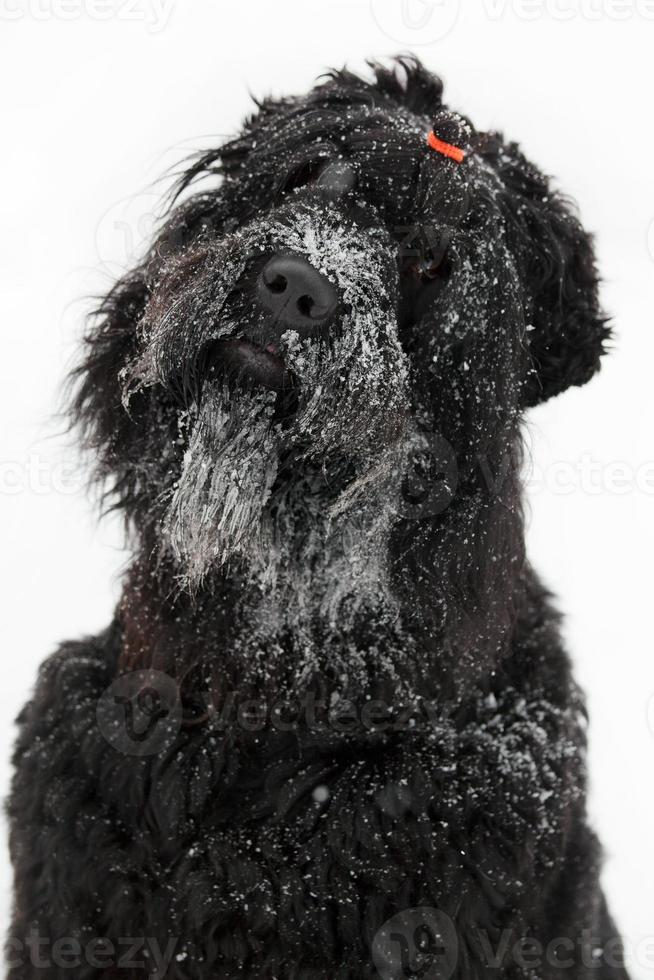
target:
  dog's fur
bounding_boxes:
[8,59,629,978]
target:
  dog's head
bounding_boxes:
[74,59,608,620]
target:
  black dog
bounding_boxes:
[8,58,629,979]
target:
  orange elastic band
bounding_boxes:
[427,130,465,164]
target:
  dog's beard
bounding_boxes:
[162,383,280,588]
[164,295,410,598]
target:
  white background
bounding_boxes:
[1,0,653,975]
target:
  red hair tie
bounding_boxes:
[426,130,465,164]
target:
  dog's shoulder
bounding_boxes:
[11,620,120,758]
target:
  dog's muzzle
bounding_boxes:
[215,251,339,392]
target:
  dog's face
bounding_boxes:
[76,60,608,615]
[124,192,408,589]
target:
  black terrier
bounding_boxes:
[8,58,629,979]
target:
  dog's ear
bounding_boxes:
[481,136,610,406]
[70,266,149,514]
[70,190,232,516]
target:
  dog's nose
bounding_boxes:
[257,253,338,331]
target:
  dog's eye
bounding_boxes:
[280,158,328,194]
[315,161,357,198]
[404,257,446,283]
[398,251,453,329]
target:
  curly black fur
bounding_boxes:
[8,58,626,979]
